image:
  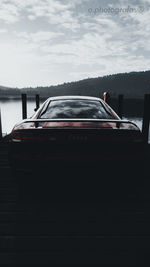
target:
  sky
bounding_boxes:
[0,0,150,88]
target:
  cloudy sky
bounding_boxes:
[0,0,150,88]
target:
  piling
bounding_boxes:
[103,92,110,105]
[142,94,150,143]
[118,94,124,119]
[0,108,2,139]
[21,94,27,119]
[34,94,40,111]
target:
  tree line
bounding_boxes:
[0,70,150,99]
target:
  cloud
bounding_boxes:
[39,30,129,68]
[0,0,86,32]
[0,1,20,23]
[16,30,64,44]
[0,28,7,33]
[0,0,150,87]
[0,0,71,24]
[26,0,82,32]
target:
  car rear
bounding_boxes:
[9,120,143,169]
[8,96,144,172]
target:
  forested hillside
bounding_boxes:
[0,70,150,98]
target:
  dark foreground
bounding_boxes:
[0,140,149,266]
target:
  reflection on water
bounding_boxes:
[0,99,149,142]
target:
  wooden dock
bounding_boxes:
[0,139,150,265]
[0,93,150,265]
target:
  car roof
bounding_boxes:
[46,95,104,102]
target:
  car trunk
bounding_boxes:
[9,123,146,202]
[10,126,144,166]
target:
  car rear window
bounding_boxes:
[40,99,114,119]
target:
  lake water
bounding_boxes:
[0,99,149,141]
[0,99,43,135]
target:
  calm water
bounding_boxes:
[0,99,149,141]
[0,99,43,134]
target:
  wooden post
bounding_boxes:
[34,94,40,111]
[103,92,110,105]
[118,94,124,119]
[142,94,150,143]
[0,108,2,139]
[21,94,27,119]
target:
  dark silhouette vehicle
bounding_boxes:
[9,96,143,173]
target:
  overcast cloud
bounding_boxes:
[0,0,150,87]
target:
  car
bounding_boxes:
[8,95,144,174]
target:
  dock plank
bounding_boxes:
[0,140,149,265]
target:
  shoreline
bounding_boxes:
[0,94,145,99]
[0,96,145,117]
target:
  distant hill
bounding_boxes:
[1,70,150,98]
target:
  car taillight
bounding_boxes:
[22,136,45,141]
[12,133,45,142]
[12,134,22,142]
